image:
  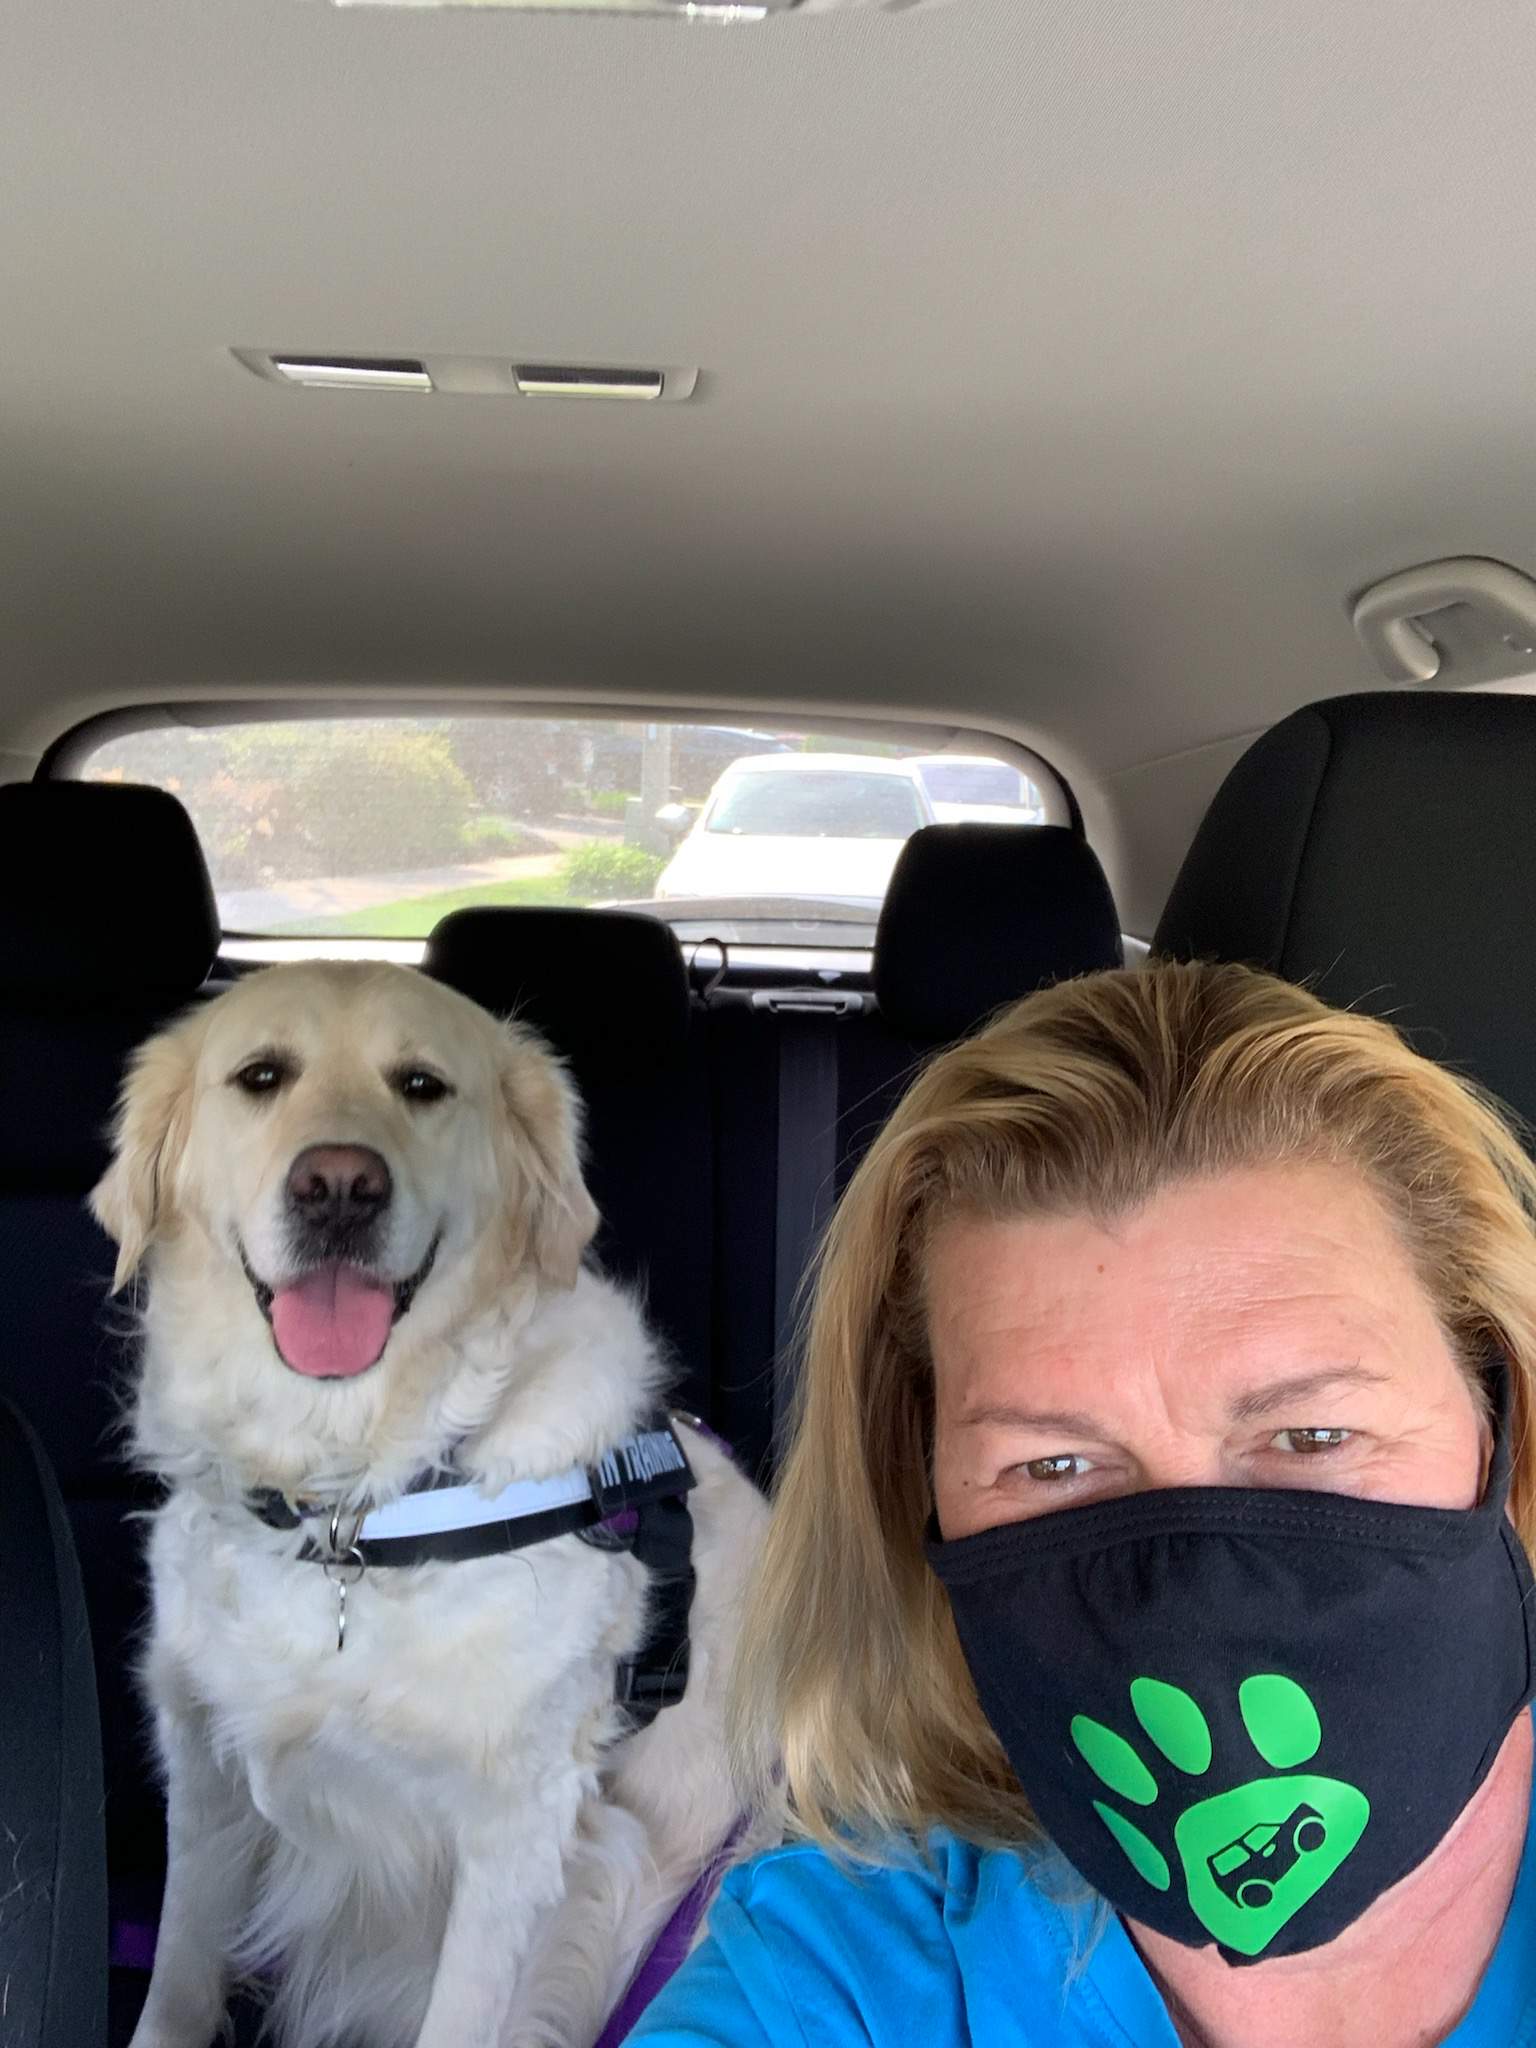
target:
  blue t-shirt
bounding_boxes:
[628,1799,1536,2048]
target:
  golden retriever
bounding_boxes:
[94,961,768,2048]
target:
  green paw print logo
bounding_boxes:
[1071,1676,1370,1957]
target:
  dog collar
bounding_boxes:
[244,1415,695,1569]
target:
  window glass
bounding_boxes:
[74,714,1055,947]
[916,760,1035,807]
[706,768,927,839]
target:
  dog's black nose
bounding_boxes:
[286,1145,392,1230]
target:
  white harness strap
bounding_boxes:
[356,1464,596,1543]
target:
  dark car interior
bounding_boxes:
[8,2,1536,2042]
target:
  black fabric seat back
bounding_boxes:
[710,824,1125,1478]
[0,781,222,2002]
[1154,691,1536,1130]
[874,823,1124,1045]
[422,907,713,1417]
[0,1398,108,2048]
[0,782,220,1486]
[850,821,1125,1192]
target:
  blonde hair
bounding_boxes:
[731,959,1536,1856]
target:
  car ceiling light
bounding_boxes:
[268,356,433,391]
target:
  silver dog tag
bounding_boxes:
[323,1506,367,1652]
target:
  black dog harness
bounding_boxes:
[245,1414,698,1730]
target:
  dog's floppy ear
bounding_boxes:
[90,1021,200,1292]
[496,1026,598,1290]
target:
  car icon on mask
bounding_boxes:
[1207,1803,1330,1911]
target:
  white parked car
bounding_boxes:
[653,753,933,906]
[906,754,1047,826]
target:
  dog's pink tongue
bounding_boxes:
[270,1266,394,1379]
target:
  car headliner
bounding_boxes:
[4,0,1532,932]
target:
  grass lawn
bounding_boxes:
[272,873,581,938]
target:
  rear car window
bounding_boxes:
[706,769,928,839]
[71,713,1055,948]
[917,761,1026,806]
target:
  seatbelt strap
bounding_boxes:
[769,1007,843,1460]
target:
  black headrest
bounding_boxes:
[874,825,1124,1042]
[0,781,220,1002]
[1154,689,1536,1128]
[422,907,691,1080]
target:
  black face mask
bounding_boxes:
[925,1377,1536,1963]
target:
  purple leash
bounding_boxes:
[115,1818,755,2031]
[593,1811,752,2048]
[593,1415,753,2042]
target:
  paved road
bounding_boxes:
[219,839,590,929]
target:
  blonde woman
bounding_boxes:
[631,960,1536,2048]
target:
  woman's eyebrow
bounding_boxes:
[1228,1365,1393,1423]
[955,1404,1109,1437]
[955,1366,1395,1437]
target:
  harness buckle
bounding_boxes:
[615,1656,690,1717]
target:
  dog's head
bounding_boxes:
[92,961,597,1469]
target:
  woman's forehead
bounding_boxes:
[924,1162,1450,1405]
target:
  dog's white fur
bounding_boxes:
[95,961,769,2048]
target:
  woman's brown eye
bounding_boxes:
[1025,1454,1089,1482]
[1275,1428,1352,1455]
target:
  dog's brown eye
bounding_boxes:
[397,1069,451,1106]
[233,1059,289,1097]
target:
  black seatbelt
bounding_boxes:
[760,997,858,1462]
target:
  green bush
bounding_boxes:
[220,724,474,879]
[559,840,666,901]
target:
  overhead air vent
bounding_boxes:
[334,0,771,14]
[234,349,699,403]
[514,365,663,400]
[329,1,947,18]
[265,355,432,391]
